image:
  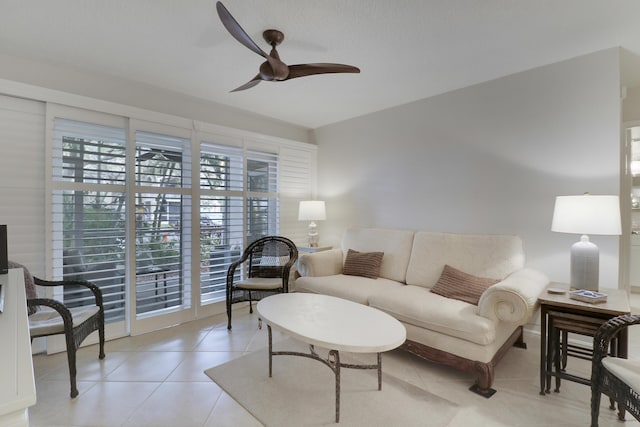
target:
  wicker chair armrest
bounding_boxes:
[593,314,640,363]
[33,277,104,309]
[281,248,298,292]
[27,297,74,331]
[226,258,245,290]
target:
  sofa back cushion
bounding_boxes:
[341,227,415,283]
[405,232,525,288]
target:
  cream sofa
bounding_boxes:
[295,226,549,396]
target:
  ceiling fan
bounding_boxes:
[216,1,360,92]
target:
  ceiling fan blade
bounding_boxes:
[216,2,268,59]
[231,75,263,92]
[285,63,360,81]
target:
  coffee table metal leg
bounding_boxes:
[378,352,382,390]
[266,334,383,423]
[329,349,341,423]
[268,325,273,377]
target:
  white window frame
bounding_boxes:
[43,105,316,338]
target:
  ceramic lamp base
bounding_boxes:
[307,221,319,247]
[570,235,599,291]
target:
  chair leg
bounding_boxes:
[65,332,78,398]
[248,290,253,314]
[227,297,233,331]
[591,385,602,427]
[98,315,106,360]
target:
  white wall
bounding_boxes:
[0,95,45,278]
[313,48,622,288]
[624,86,640,122]
[0,52,311,144]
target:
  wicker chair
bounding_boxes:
[16,261,106,398]
[591,314,640,427]
[226,236,298,330]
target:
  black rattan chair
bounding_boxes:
[22,265,105,398]
[591,314,640,427]
[226,236,298,330]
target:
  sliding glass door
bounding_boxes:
[47,108,310,339]
[51,117,129,339]
[134,130,191,318]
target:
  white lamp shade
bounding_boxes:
[298,201,326,221]
[551,194,621,236]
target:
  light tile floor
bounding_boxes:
[28,296,640,427]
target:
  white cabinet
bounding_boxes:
[630,235,640,286]
[0,269,36,427]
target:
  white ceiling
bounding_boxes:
[1,0,640,129]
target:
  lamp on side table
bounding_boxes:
[298,200,326,247]
[551,193,621,291]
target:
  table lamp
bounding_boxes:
[298,201,326,247]
[551,194,621,291]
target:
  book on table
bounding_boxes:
[569,289,608,304]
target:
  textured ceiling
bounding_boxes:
[1,0,640,129]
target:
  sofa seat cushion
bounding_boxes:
[368,285,496,345]
[295,274,403,305]
[234,278,282,290]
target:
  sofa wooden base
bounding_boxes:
[400,325,525,398]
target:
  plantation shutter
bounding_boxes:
[52,118,127,322]
[134,130,192,314]
[199,143,244,302]
[246,149,279,243]
[279,146,316,245]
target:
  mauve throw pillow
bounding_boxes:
[8,260,38,314]
[430,264,499,305]
[343,249,384,279]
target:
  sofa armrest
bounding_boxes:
[477,268,549,324]
[296,249,344,277]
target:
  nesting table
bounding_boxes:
[257,293,406,423]
[538,283,630,404]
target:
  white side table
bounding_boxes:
[297,245,332,253]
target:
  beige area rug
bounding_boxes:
[205,341,457,426]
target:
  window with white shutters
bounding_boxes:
[47,108,316,333]
[52,119,127,322]
[200,142,278,302]
[198,143,279,302]
[246,150,279,244]
[199,143,243,302]
[135,130,191,315]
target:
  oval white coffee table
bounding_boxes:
[257,293,406,423]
